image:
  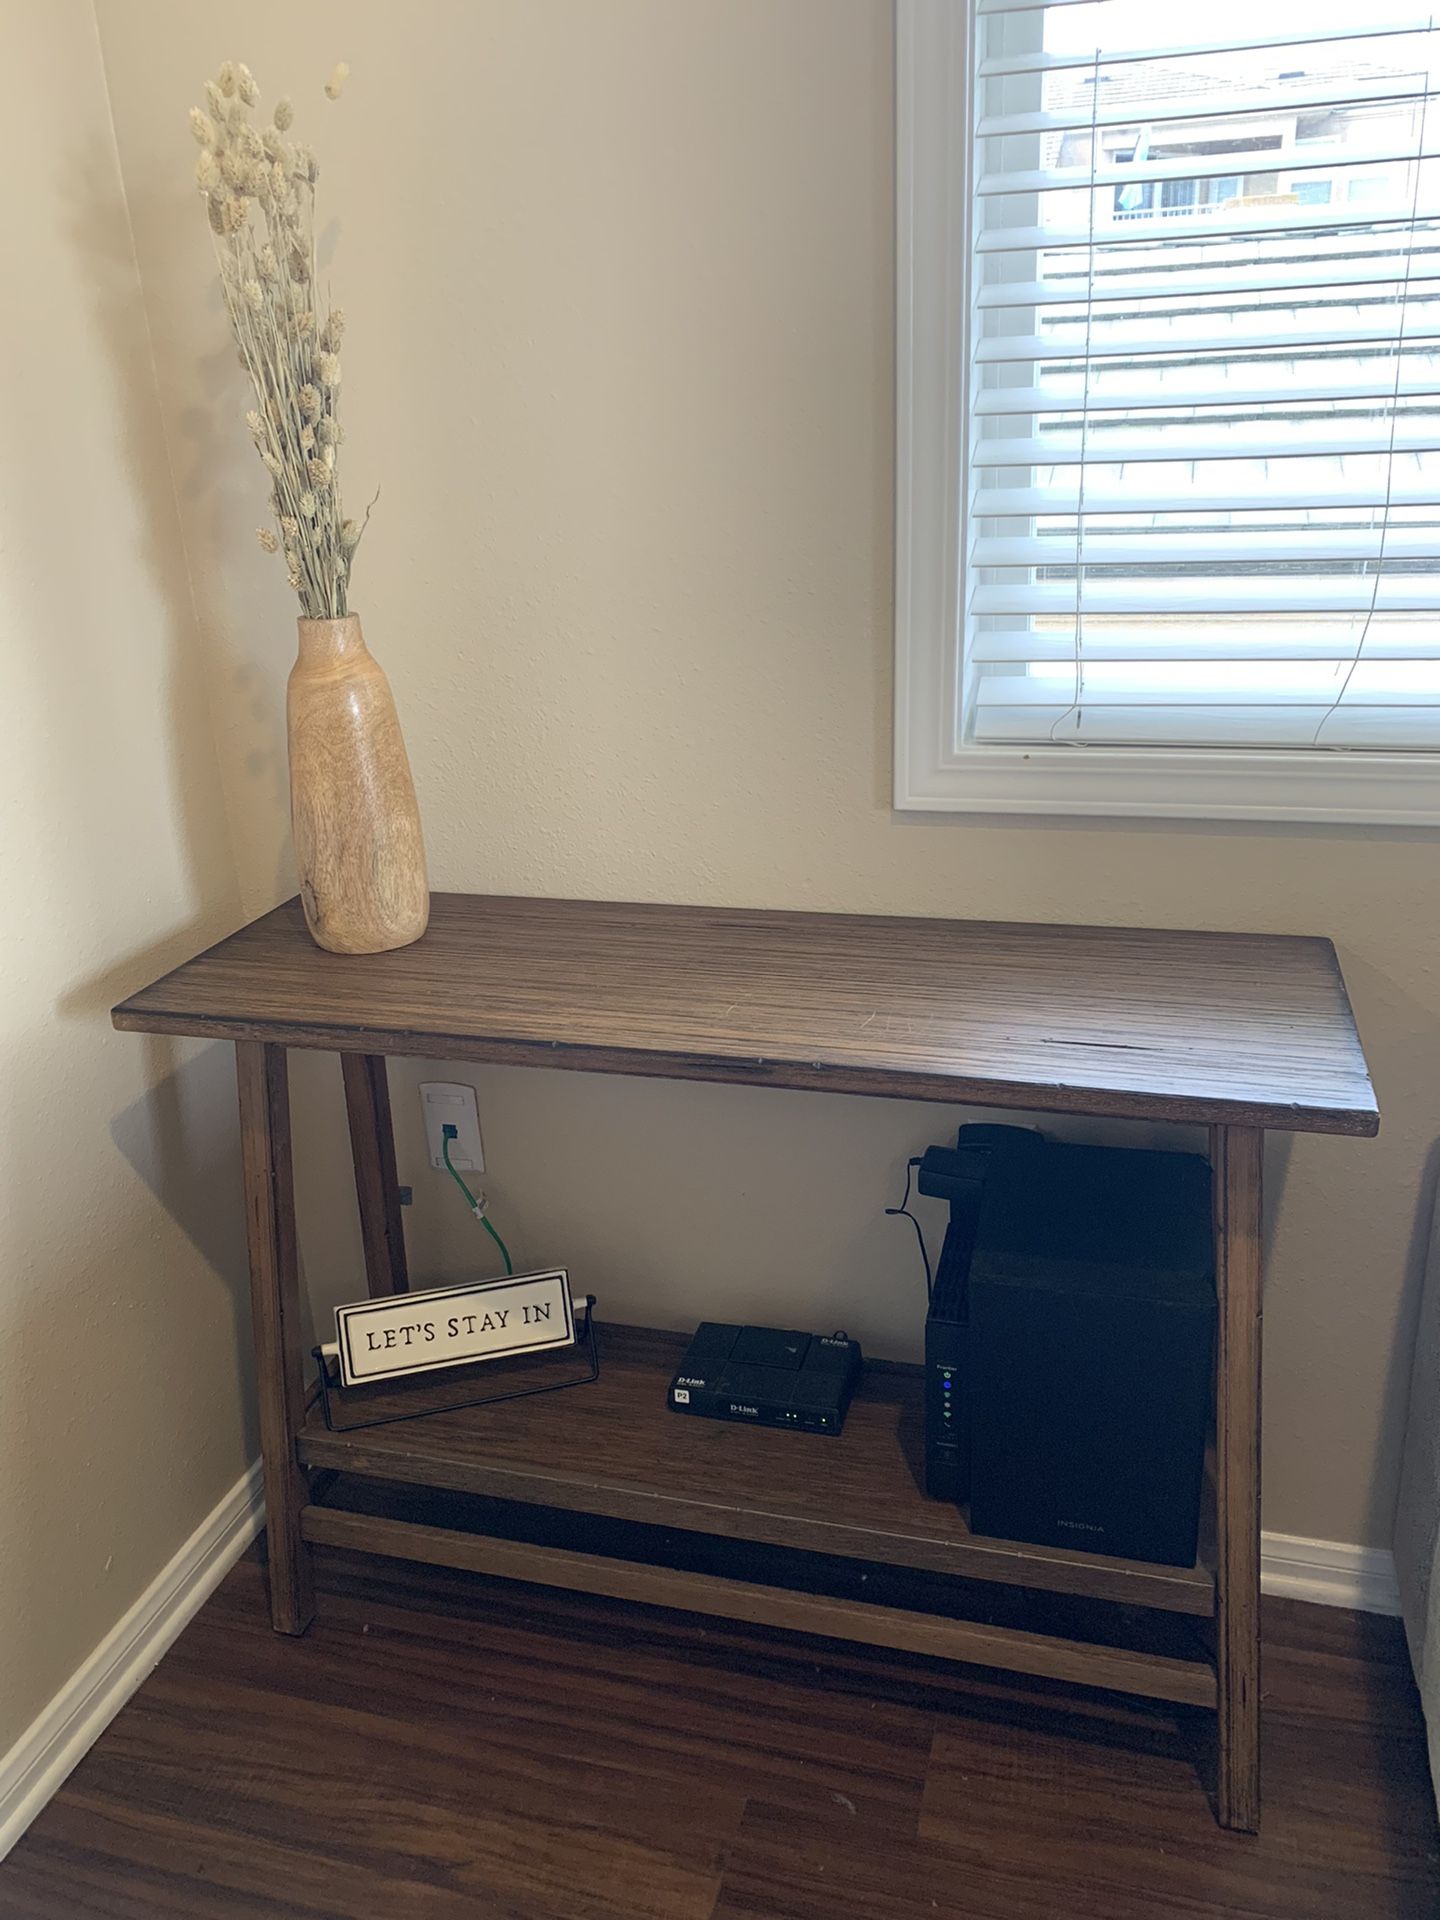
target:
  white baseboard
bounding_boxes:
[0,1459,264,1863]
[1261,1529,1401,1616]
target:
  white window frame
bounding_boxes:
[894,0,1440,825]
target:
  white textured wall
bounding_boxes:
[96,0,1440,1550]
[0,0,252,1757]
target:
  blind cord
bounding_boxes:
[1312,49,1435,748]
[1048,45,1105,745]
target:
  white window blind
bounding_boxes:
[970,0,1440,753]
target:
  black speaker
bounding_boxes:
[920,1124,1046,1501]
[966,1140,1215,1568]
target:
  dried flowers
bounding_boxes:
[189,58,373,617]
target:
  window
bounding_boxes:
[896,0,1440,822]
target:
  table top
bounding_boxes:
[112,893,1378,1135]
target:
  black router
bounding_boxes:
[667,1323,862,1436]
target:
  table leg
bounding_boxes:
[342,1052,410,1297]
[1211,1123,1264,1833]
[236,1040,315,1635]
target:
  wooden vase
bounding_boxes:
[286,613,429,955]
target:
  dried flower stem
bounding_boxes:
[189,59,366,617]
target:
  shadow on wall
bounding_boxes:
[58,139,242,933]
[109,1037,258,1460]
[72,125,376,1357]
[175,185,300,893]
[107,115,299,915]
[48,133,251,1329]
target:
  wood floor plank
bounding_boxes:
[1,1550,1434,1920]
[0,1795,485,1920]
[918,1715,1437,1920]
[27,1708,728,1920]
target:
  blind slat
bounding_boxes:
[973,579,1440,614]
[974,373,1440,415]
[971,702,1440,748]
[977,253,1440,310]
[977,0,1121,14]
[975,320,1440,364]
[974,481,1440,514]
[976,210,1440,251]
[979,141,1440,196]
[972,425,1440,465]
[979,19,1432,79]
[974,678,1440,710]
[972,530,1440,564]
[979,76,1433,141]
[971,630,1440,664]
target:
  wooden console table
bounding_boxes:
[113,894,1378,1833]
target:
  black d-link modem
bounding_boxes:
[667,1323,863,1435]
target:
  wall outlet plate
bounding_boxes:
[420,1081,485,1173]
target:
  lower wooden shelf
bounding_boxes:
[297,1324,1215,1635]
[300,1492,1217,1707]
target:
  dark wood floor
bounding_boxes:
[2,1545,1436,1919]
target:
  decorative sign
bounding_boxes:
[334,1269,576,1387]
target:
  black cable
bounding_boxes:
[885,1155,932,1300]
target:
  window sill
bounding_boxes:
[894,741,1440,827]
